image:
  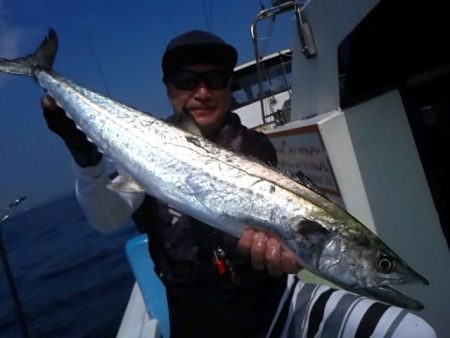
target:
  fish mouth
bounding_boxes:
[365,285,425,311]
[362,268,429,310]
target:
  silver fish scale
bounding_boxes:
[149,133,308,239]
[37,69,389,264]
[38,70,346,228]
[37,72,410,269]
[37,69,318,242]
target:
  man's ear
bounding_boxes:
[166,83,174,100]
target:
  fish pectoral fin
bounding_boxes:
[296,219,329,239]
[166,107,203,136]
[294,219,331,249]
[107,173,145,194]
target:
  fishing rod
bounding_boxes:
[0,196,30,338]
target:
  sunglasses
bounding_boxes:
[166,69,232,90]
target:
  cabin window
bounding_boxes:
[231,57,292,110]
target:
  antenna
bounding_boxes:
[161,0,178,35]
[1,196,30,337]
[203,0,213,32]
[87,37,111,97]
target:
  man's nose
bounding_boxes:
[193,83,212,98]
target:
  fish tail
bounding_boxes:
[0,29,58,77]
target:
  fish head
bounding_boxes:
[315,230,429,310]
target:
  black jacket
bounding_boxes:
[132,112,286,338]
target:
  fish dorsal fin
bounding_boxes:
[293,170,323,196]
[166,107,203,136]
[107,169,145,194]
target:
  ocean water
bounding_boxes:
[0,193,139,337]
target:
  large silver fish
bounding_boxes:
[0,30,428,310]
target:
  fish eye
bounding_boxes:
[376,254,395,273]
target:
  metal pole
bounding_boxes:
[250,0,296,125]
[0,196,30,338]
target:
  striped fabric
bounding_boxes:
[267,275,436,338]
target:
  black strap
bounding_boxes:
[268,275,300,338]
[355,302,389,338]
[306,288,336,338]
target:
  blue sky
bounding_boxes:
[0,0,294,212]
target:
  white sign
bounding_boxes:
[268,125,344,206]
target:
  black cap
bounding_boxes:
[162,30,238,77]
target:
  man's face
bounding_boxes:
[166,64,232,136]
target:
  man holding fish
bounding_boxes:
[37,30,434,337]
